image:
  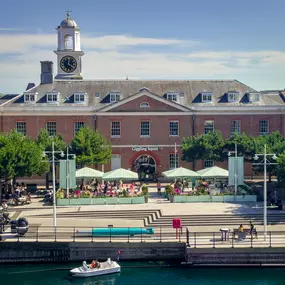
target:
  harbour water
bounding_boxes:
[1,262,285,285]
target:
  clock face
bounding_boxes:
[60,56,77,73]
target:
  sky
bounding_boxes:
[0,0,285,93]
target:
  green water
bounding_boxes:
[1,262,285,285]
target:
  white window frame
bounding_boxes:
[201,92,212,103]
[204,120,214,134]
[46,92,59,103]
[259,120,269,136]
[228,92,239,102]
[169,153,179,169]
[46,122,56,136]
[74,92,86,103]
[110,92,120,103]
[111,121,121,138]
[231,120,241,135]
[74,121,84,135]
[204,160,214,168]
[249,92,260,103]
[169,121,179,136]
[16,121,26,136]
[140,101,150,108]
[140,121,150,137]
[24,92,37,103]
[95,92,100,98]
[166,92,179,102]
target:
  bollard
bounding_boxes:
[194,232,197,248]
[36,226,39,242]
[269,231,272,248]
[213,232,215,248]
[73,227,75,242]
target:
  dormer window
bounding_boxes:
[228,92,239,102]
[140,101,150,108]
[166,92,179,102]
[74,92,87,103]
[249,92,260,103]
[24,92,37,103]
[110,92,120,103]
[46,92,59,103]
[201,92,212,102]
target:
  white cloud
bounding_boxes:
[0,32,285,93]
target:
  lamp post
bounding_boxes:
[253,144,277,240]
[228,141,238,195]
[65,146,76,198]
[174,142,177,169]
[42,141,64,231]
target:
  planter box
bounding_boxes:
[105,197,119,204]
[186,196,199,202]
[173,196,187,203]
[223,195,235,202]
[211,196,224,202]
[235,195,245,202]
[79,198,92,205]
[56,198,70,206]
[198,195,211,202]
[244,195,257,202]
[118,198,132,204]
[69,199,80,205]
[92,198,105,205]
[132,196,145,204]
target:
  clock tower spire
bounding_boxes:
[54,12,84,80]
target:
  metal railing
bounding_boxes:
[2,226,285,248]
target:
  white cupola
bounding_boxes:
[54,11,84,80]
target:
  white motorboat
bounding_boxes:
[70,258,121,278]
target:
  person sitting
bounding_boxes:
[238,224,245,240]
[238,224,244,232]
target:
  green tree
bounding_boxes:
[277,151,285,187]
[71,127,112,167]
[36,129,67,188]
[0,130,48,195]
[182,130,225,166]
[253,132,285,182]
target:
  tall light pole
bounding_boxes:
[174,142,177,169]
[228,141,238,195]
[43,141,64,231]
[253,144,277,240]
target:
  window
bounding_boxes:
[231,120,241,135]
[74,121,84,134]
[180,92,185,98]
[95,92,100,98]
[16,122,26,136]
[259,120,269,136]
[110,92,120,103]
[201,92,212,102]
[228,92,239,102]
[249,92,260,103]
[24,93,37,103]
[169,153,179,169]
[140,101,150,108]
[74,92,86,103]
[111,121,121,137]
[46,122,56,136]
[140,121,150,137]
[166,92,179,102]
[204,160,214,168]
[204,120,214,134]
[169,121,179,136]
[47,93,58,102]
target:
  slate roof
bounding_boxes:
[0,94,19,105]
[3,79,285,109]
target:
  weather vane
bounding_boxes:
[66,10,72,18]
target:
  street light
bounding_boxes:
[228,141,238,196]
[42,141,64,231]
[252,144,277,240]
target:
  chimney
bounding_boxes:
[40,61,54,84]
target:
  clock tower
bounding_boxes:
[54,12,84,80]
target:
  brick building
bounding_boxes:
[1,13,285,181]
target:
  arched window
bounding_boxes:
[64,34,73,50]
[140,101,150,108]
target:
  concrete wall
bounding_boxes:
[186,247,285,265]
[0,242,185,264]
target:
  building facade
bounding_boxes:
[1,13,285,180]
